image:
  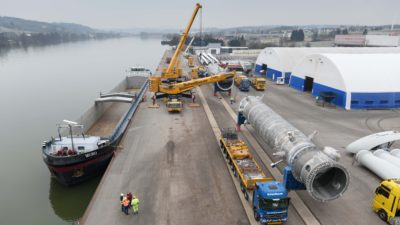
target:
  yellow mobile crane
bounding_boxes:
[162,3,201,80]
[149,3,234,112]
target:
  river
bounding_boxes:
[0,37,167,224]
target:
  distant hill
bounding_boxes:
[0,16,95,34]
[0,17,125,49]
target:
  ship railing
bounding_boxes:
[109,79,149,142]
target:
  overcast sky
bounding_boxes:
[1,0,400,29]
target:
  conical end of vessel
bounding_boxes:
[303,157,350,202]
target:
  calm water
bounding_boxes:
[0,37,167,224]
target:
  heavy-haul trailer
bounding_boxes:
[219,128,289,224]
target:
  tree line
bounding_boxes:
[161,34,224,47]
[0,32,122,49]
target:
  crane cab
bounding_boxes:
[166,96,183,113]
[372,179,400,223]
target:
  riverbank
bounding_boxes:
[0,37,167,225]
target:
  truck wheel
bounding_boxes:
[240,182,245,193]
[378,209,388,222]
[244,191,249,201]
[254,208,260,222]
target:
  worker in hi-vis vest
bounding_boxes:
[122,197,130,215]
[131,196,140,214]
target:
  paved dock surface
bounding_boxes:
[81,50,400,225]
[82,95,249,225]
[216,82,400,225]
[199,85,307,225]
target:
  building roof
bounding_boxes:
[256,47,400,73]
[291,53,400,109]
[207,43,222,48]
[322,53,400,92]
[292,53,400,92]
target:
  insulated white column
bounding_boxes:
[374,149,400,168]
[391,149,400,158]
[356,150,400,179]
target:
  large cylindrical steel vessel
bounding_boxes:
[239,96,349,202]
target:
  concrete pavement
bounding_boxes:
[82,95,249,225]
[218,81,400,225]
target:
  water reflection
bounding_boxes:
[49,176,101,223]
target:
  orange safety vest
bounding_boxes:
[122,198,129,207]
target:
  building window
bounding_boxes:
[351,100,359,105]
[380,100,388,104]
[78,146,85,151]
[365,101,374,104]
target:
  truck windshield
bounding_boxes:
[168,103,182,108]
[259,197,289,210]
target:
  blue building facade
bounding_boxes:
[255,64,291,84]
[289,75,400,109]
[289,75,347,108]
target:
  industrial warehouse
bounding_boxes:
[289,53,400,109]
[255,47,400,109]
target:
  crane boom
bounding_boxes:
[158,72,234,94]
[164,3,202,78]
[184,35,196,56]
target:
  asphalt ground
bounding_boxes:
[218,80,400,225]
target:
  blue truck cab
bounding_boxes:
[239,78,251,91]
[253,181,290,224]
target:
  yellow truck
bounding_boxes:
[251,77,267,91]
[372,179,400,224]
[219,128,271,200]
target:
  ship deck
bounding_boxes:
[86,103,129,137]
